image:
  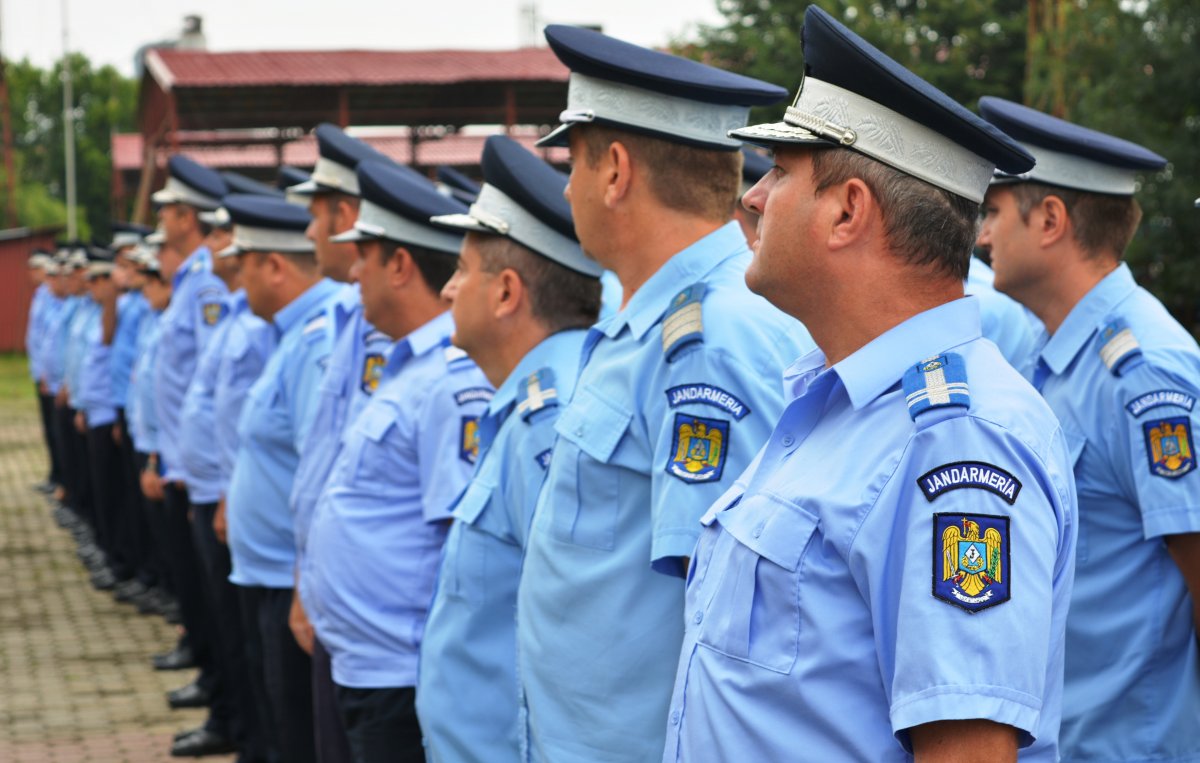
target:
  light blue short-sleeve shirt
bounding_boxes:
[63,297,95,409]
[1033,264,1200,763]
[665,297,1078,763]
[76,299,117,427]
[293,285,394,621]
[128,309,163,455]
[307,310,491,689]
[213,291,275,490]
[111,291,149,409]
[45,296,80,396]
[226,278,340,589]
[153,246,228,481]
[516,222,813,762]
[418,329,586,763]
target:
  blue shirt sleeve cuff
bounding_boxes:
[890,687,1040,753]
[1142,506,1200,539]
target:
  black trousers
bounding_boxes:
[133,451,172,595]
[86,423,131,579]
[239,585,315,763]
[162,482,217,693]
[334,684,424,763]
[35,387,62,486]
[54,405,91,522]
[114,411,154,586]
[313,638,353,763]
[190,501,270,757]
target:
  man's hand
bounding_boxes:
[140,468,164,501]
[289,590,315,656]
[74,410,86,433]
[1166,533,1200,636]
[213,498,228,545]
[112,421,124,446]
[54,387,68,408]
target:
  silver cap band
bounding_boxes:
[229,224,315,256]
[331,199,463,254]
[732,77,997,203]
[992,142,1139,195]
[431,184,601,277]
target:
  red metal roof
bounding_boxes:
[112,129,567,172]
[145,48,569,91]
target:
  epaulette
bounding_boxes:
[304,311,328,335]
[662,283,706,361]
[1097,319,1141,376]
[902,353,970,421]
[444,344,474,371]
[516,368,559,421]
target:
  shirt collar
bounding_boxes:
[273,278,338,335]
[1040,263,1137,374]
[173,245,211,288]
[598,222,747,341]
[229,288,248,315]
[833,297,982,410]
[387,310,454,371]
[487,329,584,417]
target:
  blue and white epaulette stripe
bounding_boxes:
[302,314,328,335]
[1097,319,1141,375]
[902,353,970,420]
[444,343,475,371]
[662,283,706,361]
[517,367,559,421]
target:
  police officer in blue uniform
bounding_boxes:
[514,24,811,762]
[150,155,231,705]
[976,97,1200,763]
[27,249,61,494]
[224,194,338,763]
[304,160,481,763]
[417,135,603,763]
[286,125,399,763]
[663,9,1078,762]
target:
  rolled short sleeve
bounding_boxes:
[1116,363,1200,539]
[649,346,784,572]
[859,415,1075,751]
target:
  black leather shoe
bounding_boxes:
[114,579,149,603]
[173,725,204,742]
[34,480,56,494]
[137,588,172,616]
[153,644,196,671]
[170,728,236,757]
[167,681,212,709]
[90,567,118,590]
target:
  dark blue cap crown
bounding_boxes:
[223,194,312,232]
[112,221,154,236]
[221,171,285,198]
[436,166,482,199]
[277,166,310,189]
[359,162,467,224]
[315,123,392,169]
[166,155,228,202]
[545,24,787,106]
[482,136,577,241]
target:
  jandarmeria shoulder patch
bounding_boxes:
[917,461,1022,505]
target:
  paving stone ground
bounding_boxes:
[0,400,236,762]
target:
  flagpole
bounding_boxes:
[62,0,77,239]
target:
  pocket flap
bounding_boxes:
[357,409,396,442]
[554,387,633,464]
[453,480,495,526]
[716,493,819,572]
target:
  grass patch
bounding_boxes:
[0,354,35,403]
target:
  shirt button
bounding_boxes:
[781,435,795,447]
[693,611,703,624]
[575,426,584,437]
[671,710,680,725]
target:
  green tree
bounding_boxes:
[1,53,137,241]
[682,0,1200,333]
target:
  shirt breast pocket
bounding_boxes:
[442,481,502,604]
[550,388,633,551]
[695,493,818,674]
[349,409,399,486]
[1061,422,1089,563]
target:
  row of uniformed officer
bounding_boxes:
[26,7,1196,762]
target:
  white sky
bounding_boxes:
[2,0,726,76]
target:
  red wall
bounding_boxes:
[0,230,60,353]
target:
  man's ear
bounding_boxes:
[1037,195,1071,248]
[494,268,525,320]
[604,140,634,209]
[826,178,877,252]
[334,197,358,233]
[387,245,413,289]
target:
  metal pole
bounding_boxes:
[0,0,21,227]
[62,0,77,239]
